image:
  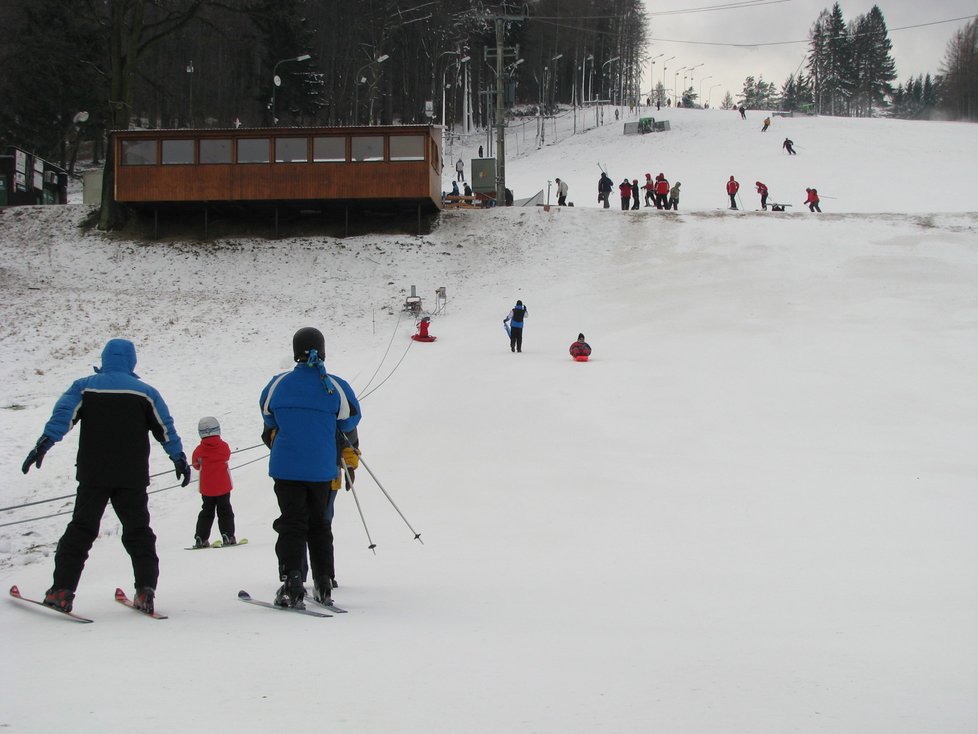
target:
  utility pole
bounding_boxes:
[495,16,506,205]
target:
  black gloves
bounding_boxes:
[261,425,276,448]
[22,435,54,474]
[172,453,192,487]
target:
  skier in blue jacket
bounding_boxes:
[21,338,190,615]
[503,300,528,353]
[260,327,361,608]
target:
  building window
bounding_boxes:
[121,140,157,165]
[238,138,270,164]
[313,137,346,162]
[390,135,425,161]
[200,139,232,164]
[161,139,195,165]
[275,137,308,163]
[351,136,384,162]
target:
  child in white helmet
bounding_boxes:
[191,416,235,548]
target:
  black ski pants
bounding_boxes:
[52,483,158,592]
[510,326,523,353]
[273,479,332,583]
[729,194,738,209]
[655,193,668,209]
[195,493,235,541]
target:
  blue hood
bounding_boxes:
[95,338,139,376]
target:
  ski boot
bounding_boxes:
[133,587,155,614]
[313,576,332,604]
[221,533,237,546]
[43,587,75,613]
[193,535,209,549]
[274,570,305,609]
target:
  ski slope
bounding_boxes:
[1,106,976,734]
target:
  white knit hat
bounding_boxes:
[198,416,221,438]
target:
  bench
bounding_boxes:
[443,195,483,209]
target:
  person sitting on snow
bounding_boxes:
[569,333,592,360]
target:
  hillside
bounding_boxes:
[1,108,976,734]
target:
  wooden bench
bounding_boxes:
[443,195,484,209]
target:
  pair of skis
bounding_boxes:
[9,585,167,622]
[237,590,346,617]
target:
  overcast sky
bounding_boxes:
[640,0,977,105]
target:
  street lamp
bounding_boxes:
[270,53,312,126]
[661,56,675,101]
[186,60,194,127]
[581,54,593,106]
[354,53,390,125]
[648,53,663,99]
[686,62,703,104]
[673,66,686,107]
[699,75,713,105]
[709,83,722,107]
[550,53,563,110]
[601,56,620,103]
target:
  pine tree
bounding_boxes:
[938,18,978,121]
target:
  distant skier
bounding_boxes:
[654,173,670,210]
[598,172,612,209]
[739,104,746,120]
[726,175,740,209]
[669,182,681,210]
[756,181,769,210]
[478,145,484,158]
[556,177,568,206]
[455,158,464,181]
[805,188,821,212]
[504,300,528,353]
[783,138,796,155]
[642,173,655,206]
[761,116,771,132]
[619,178,631,210]
[569,333,592,361]
[630,179,640,210]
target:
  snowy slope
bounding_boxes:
[1,108,977,734]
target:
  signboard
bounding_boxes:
[470,157,496,194]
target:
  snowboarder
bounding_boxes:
[761,116,771,132]
[783,138,796,155]
[642,173,655,206]
[260,327,362,609]
[455,158,464,181]
[569,333,592,361]
[598,172,612,209]
[504,300,528,353]
[756,181,769,210]
[21,338,190,615]
[654,173,670,210]
[619,178,631,210]
[556,177,568,206]
[631,179,640,210]
[726,175,740,209]
[669,182,681,211]
[805,188,821,212]
[191,416,235,549]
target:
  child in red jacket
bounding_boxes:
[191,416,235,548]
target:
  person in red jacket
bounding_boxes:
[618,179,632,210]
[805,187,821,212]
[726,175,740,209]
[191,416,235,548]
[569,333,592,361]
[756,181,769,210]
[654,173,670,210]
[642,173,655,207]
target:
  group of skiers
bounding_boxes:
[598,171,680,211]
[21,328,362,614]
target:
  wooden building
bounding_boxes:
[112,125,443,217]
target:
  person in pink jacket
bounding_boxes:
[191,416,235,548]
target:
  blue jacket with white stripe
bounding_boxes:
[260,362,361,483]
[41,338,185,487]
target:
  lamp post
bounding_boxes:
[354,53,390,125]
[709,83,722,108]
[581,54,593,106]
[441,54,471,131]
[699,75,713,105]
[186,60,194,127]
[550,53,563,111]
[686,62,703,105]
[673,67,686,107]
[270,53,312,126]
[661,56,675,102]
[648,53,663,101]
[601,56,620,103]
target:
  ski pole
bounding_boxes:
[341,435,423,544]
[341,458,377,553]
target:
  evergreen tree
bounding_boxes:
[850,5,896,116]
[938,18,978,121]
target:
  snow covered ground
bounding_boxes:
[1,107,977,733]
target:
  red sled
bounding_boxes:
[411,335,437,342]
[573,355,589,362]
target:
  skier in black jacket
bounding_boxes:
[597,172,613,209]
[21,338,190,615]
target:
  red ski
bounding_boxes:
[114,588,169,619]
[9,585,94,623]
